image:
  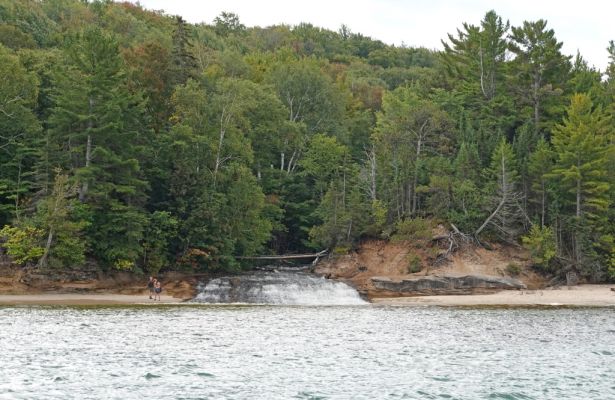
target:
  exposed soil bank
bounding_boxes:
[316,239,549,299]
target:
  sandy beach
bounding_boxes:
[372,284,615,307]
[0,293,184,305]
[0,284,614,306]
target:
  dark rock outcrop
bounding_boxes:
[371,274,526,296]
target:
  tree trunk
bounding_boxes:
[369,147,377,201]
[38,228,54,268]
[475,197,506,236]
[14,158,22,222]
[411,135,422,216]
[79,97,94,202]
[533,72,541,135]
[540,180,546,228]
[79,134,91,202]
[479,42,487,99]
[575,176,582,266]
[476,149,508,236]
[287,150,296,174]
[214,129,224,178]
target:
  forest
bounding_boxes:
[0,0,613,281]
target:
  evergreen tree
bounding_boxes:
[170,16,198,87]
[509,19,571,136]
[441,10,509,101]
[47,27,148,268]
[0,44,42,224]
[549,94,613,274]
[527,138,554,227]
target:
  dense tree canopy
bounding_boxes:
[0,1,613,281]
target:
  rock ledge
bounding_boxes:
[371,274,526,295]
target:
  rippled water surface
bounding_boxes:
[1,305,614,399]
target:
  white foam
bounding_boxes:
[193,272,367,305]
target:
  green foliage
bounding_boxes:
[505,263,521,276]
[141,211,178,275]
[548,94,612,270]
[374,87,452,221]
[48,234,86,268]
[527,138,554,226]
[0,0,613,282]
[406,253,422,273]
[0,225,44,264]
[366,199,387,236]
[391,218,432,242]
[508,19,570,135]
[34,170,88,268]
[477,138,524,240]
[522,225,556,269]
[48,27,148,268]
[333,245,351,255]
[609,252,615,280]
[0,44,41,225]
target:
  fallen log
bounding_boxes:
[237,249,328,261]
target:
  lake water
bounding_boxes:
[1,305,614,399]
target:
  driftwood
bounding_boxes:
[237,249,328,261]
[433,223,475,266]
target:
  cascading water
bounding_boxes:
[192,271,367,305]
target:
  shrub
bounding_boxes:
[114,259,135,271]
[406,253,422,273]
[392,218,432,242]
[506,263,521,276]
[0,225,44,265]
[522,225,556,269]
[333,246,351,255]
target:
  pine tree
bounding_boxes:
[170,16,197,87]
[527,138,554,227]
[47,27,148,268]
[441,10,509,101]
[549,93,613,271]
[509,20,571,136]
[0,45,42,224]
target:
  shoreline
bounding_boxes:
[0,293,184,305]
[371,284,615,307]
[0,284,613,306]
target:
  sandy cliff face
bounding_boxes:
[315,240,546,298]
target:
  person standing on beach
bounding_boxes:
[154,280,162,301]
[147,276,155,299]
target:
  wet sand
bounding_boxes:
[0,293,183,305]
[372,284,615,307]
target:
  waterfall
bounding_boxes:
[192,271,367,305]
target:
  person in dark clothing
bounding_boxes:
[147,276,155,299]
[154,280,162,301]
